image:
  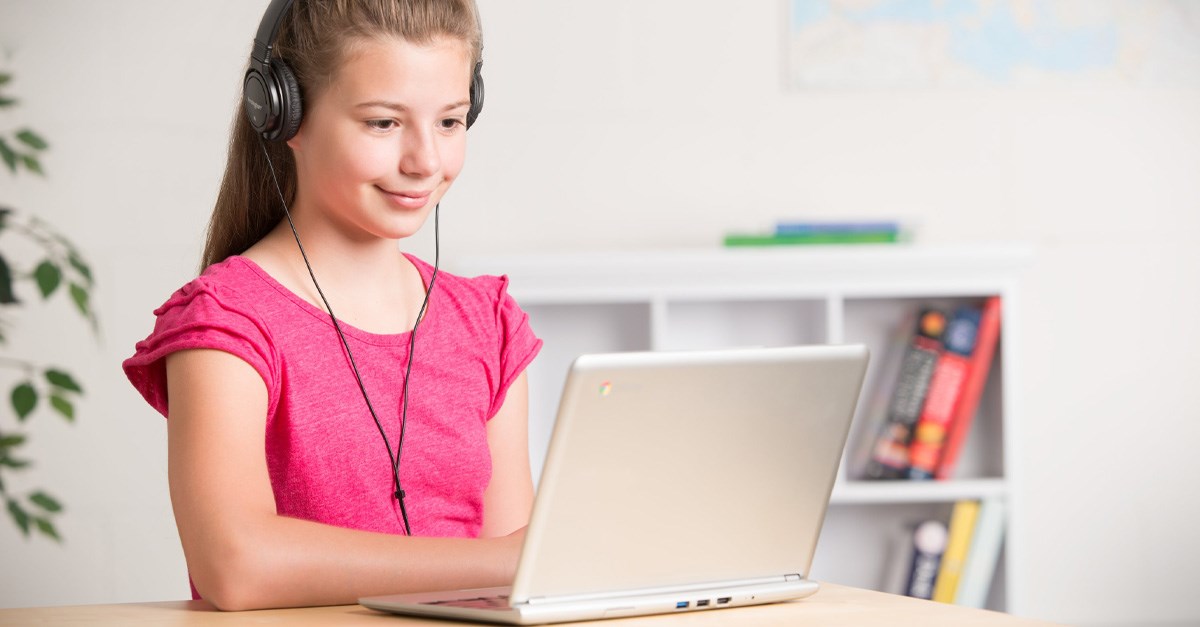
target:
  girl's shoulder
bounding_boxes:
[153,256,289,322]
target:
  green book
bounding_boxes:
[723,231,900,246]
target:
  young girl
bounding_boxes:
[123,0,541,610]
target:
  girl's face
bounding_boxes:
[287,36,473,241]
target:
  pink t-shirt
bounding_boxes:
[124,255,541,543]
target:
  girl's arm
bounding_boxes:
[479,372,535,537]
[165,348,523,611]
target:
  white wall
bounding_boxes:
[2,1,1198,625]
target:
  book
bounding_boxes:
[904,519,948,600]
[906,306,982,480]
[774,220,901,236]
[723,231,899,246]
[865,308,947,479]
[935,296,1002,480]
[932,499,980,603]
[954,497,1006,608]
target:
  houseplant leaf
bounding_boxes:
[0,138,15,172]
[0,253,18,304]
[34,517,60,541]
[44,369,83,394]
[11,382,37,420]
[6,500,30,537]
[68,251,93,287]
[15,129,48,151]
[34,260,62,298]
[50,394,74,421]
[20,154,43,175]
[30,491,62,513]
[69,283,89,317]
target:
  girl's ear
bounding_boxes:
[286,128,303,152]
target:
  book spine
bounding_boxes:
[905,519,948,600]
[954,497,1006,608]
[866,309,946,479]
[931,500,980,603]
[935,296,1002,480]
[907,307,982,480]
[723,232,898,246]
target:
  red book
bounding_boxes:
[907,307,981,480]
[935,296,1002,480]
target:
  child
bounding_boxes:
[123,0,541,610]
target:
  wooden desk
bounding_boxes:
[0,583,1059,626]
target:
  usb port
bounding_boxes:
[696,600,710,607]
[717,597,732,605]
[675,601,689,609]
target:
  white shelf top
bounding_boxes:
[829,478,1008,505]
[455,244,1033,303]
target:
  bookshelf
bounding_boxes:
[455,243,1031,614]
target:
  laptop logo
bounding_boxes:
[599,381,612,396]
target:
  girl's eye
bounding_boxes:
[367,119,397,131]
[440,118,465,131]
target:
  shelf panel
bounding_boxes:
[830,478,1008,504]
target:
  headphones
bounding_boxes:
[243,0,485,141]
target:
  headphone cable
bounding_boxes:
[259,140,439,536]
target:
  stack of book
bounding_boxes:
[723,220,903,247]
[884,498,1007,608]
[862,296,1002,481]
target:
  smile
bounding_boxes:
[378,186,433,210]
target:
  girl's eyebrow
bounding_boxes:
[355,99,472,112]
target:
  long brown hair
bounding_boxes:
[201,0,483,270]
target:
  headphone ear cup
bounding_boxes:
[466,61,484,130]
[271,58,304,141]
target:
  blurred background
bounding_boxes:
[1,2,1197,625]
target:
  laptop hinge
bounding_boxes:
[522,575,798,606]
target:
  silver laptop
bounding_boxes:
[361,344,869,624]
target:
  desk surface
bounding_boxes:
[0,583,1059,626]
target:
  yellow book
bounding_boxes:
[931,499,980,603]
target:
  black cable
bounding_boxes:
[259,140,438,536]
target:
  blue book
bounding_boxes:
[775,221,900,236]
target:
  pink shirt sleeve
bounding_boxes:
[486,275,542,420]
[123,277,279,418]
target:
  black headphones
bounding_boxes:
[243,0,485,141]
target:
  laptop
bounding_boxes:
[360,344,870,624]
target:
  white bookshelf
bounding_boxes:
[456,243,1031,614]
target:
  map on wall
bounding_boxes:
[788,0,1200,88]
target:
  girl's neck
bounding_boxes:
[242,219,428,335]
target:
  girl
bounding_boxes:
[123,0,541,611]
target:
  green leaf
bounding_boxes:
[33,517,61,541]
[69,283,88,317]
[0,253,17,304]
[11,382,37,420]
[34,260,62,298]
[0,455,31,469]
[0,73,11,86]
[0,97,15,108]
[68,251,93,287]
[15,129,48,151]
[0,207,10,231]
[0,138,15,173]
[29,491,62,513]
[0,433,27,449]
[7,500,30,537]
[20,154,43,176]
[50,394,74,421]
[45,369,83,394]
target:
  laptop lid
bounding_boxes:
[510,344,869,604]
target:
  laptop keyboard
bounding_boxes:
[426,594,510,609]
